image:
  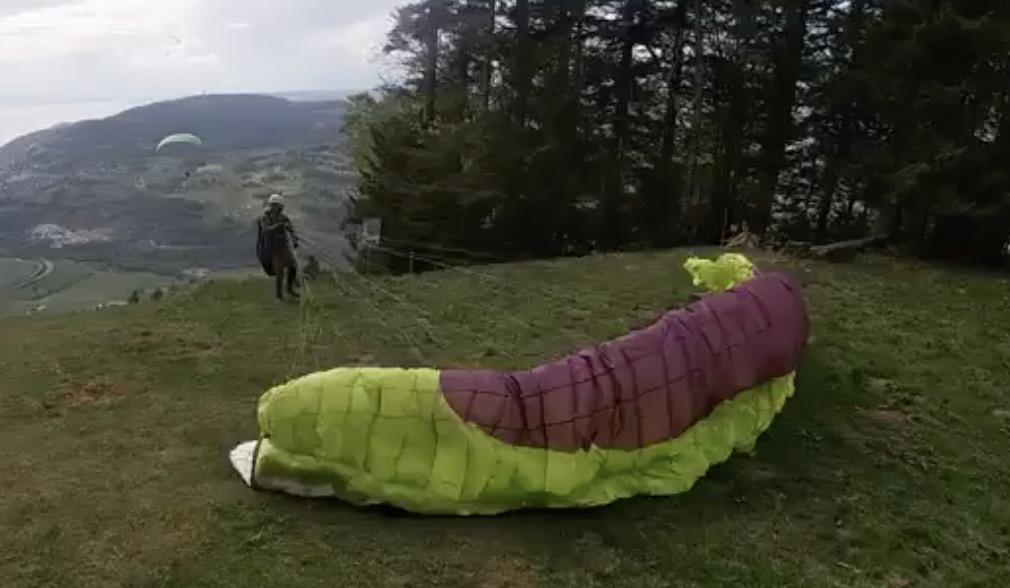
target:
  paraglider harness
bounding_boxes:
[256,222,276,277]
[255,211,298,277]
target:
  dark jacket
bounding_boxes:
[256,208,298,276]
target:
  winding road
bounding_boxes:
[0,258,54,293]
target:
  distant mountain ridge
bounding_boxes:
[0,93,350,169]
[0,92,356,274]
[269,90,359,102]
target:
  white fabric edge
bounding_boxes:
[229,440,335,498]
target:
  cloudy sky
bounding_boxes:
[0,0,404,144]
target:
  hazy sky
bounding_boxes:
[0,0,403,143]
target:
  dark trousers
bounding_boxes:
[271,247,298,298]
[275,263,297,298]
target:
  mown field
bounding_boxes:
[0,257,175,315]
[0,258,44,286]
[0,249,1008,587]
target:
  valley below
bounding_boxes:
[0,93,358,312]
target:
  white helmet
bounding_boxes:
[267,193,284,206]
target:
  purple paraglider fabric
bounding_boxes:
[439,272,808,451]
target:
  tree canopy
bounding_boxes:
[344,0,1010,270]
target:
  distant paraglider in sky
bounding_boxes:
[156,133,203,154]
[154,133,205,183]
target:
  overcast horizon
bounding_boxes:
[0,0,403,144]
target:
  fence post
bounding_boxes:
[409,250,415,273]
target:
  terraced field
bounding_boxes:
[0,258,48,291]
[0,257,176,315]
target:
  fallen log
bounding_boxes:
[780,240,812,256]
[808,234,889,262]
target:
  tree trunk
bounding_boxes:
[513,0,531,126]
[556,2,574,101]
[556,1,585,163]
[571,0,585,122]
[457,2,473,118]
[815,0,866,243]
[815,120,847,242]
[650,0,689,246]
[480,0,497,112]
[423,0,441,125]
[601,0,642,249]
[709,59,747,243]
[753,0,810,237]
[682,0,705,211]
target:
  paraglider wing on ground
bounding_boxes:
[229,253,810,515]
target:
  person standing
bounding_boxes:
[257,194,300,300]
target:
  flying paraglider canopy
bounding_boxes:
[156,133,203,153]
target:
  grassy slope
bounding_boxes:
[1,250,1009,588]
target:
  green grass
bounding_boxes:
[16,260,92,296]
[36,269,174,313]
[0,258,43,289]
[1,249,1009,587]
[0,258,176,315]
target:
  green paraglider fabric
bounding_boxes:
[254,368,794,515]
[249,253,805,515]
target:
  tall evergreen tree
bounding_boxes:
[346,0,1010,271]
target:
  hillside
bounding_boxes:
[0,94,348,167]
[1,249,1008,587]
[0,94,354,275]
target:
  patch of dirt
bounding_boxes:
[156,446,189,466]
[739,464,785,483]
[859,407,911,427]
[175,333,219,357]
[863,377,895,394]
[444,540,540,588]
[60,377,126,408]
[474,554,539,588]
